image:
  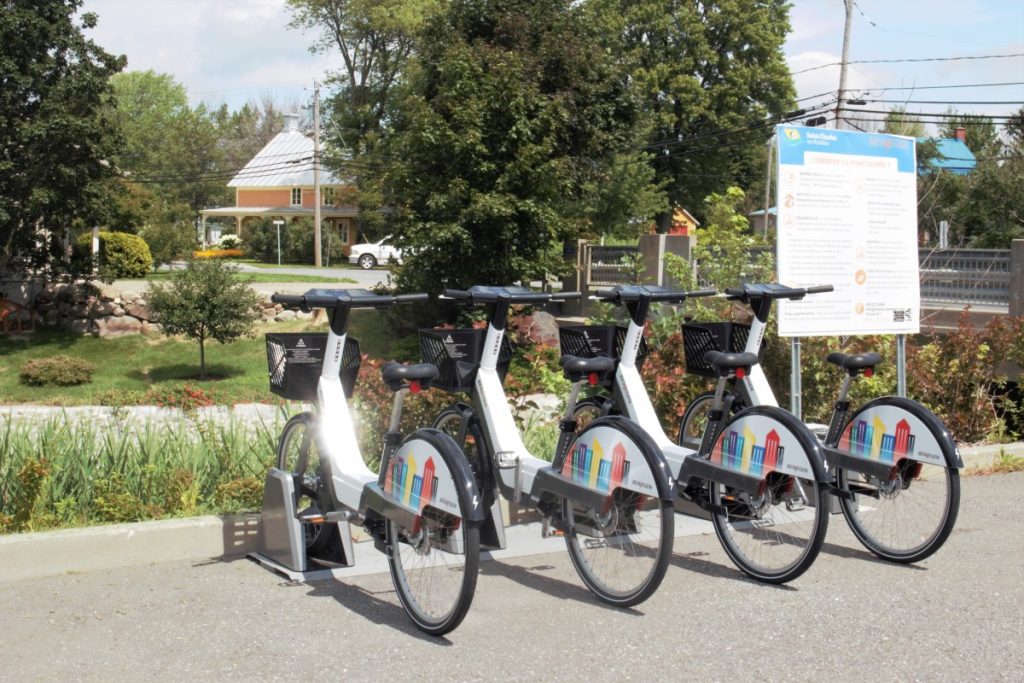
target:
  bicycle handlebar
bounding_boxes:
[724,283,833,301]
[272,289,429,310]
[441,286,578,305]
[592,286,718,304]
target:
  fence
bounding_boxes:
[918,248,1010,307]
[584,244,640,286]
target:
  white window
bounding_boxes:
[291,188,302,206]
[322,187,335,205]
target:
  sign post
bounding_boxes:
[273,220,285,266]
[775,125,920,409]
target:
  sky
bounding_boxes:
[81,0,1024,131]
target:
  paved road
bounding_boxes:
[3,472,1021,681]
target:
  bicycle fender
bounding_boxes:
[836,396,963,469]
[712,407,829,483]
[379,428,486,525]
[561,415,676,502]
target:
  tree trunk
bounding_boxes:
[199,337,206,381]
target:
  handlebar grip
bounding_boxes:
[442,289,472,300]
[805,285,834,294]
[271,294,306,308]
[551,291,582,300]
[723,287,745,299]
[591,289,619,301]
[395,293,430,304]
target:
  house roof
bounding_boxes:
[228,125,343,188]
[918,138,977,175]
[199,205,358,218]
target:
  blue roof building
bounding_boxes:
[918,131,977,175]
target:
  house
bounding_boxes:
[199,113,358,252]
[919,128,977,176]
[668,207,700,235]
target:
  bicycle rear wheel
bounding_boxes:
[835,397,961,563]
[561,416,673,607]
[277,412,339,556]
[384,428,480,636]
[708,407,828,584]
[677,391,715,450]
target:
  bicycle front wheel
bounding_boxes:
[277,412,339,556]
[708,407,828,584]
[562,416,673,607]
[678,391,715,450]
[835,397,961,563]
[384,428,480,636]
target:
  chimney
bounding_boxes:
[954,126,966,143]
[283,113,299,133]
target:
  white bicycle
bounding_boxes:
[425,286,676,607]
[267,288,482,636]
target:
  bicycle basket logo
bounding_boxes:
[384,454,439,511]
[712,426,784,476]
[562,438,630,492]
[296,339,306,348]
[840,416,915,462]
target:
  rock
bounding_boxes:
[112,305,125,316]
[261,308,277,320]
[124,303,153,320]
[95,315,142,338]
[297,310,313,321]
[275,310,296,322]
[93,300,117,316]
[120,291,139,302]
[70,303,90,318]
[44,310,60,326]
[141,321,162,335]
[133,298,146,306]
[70,318,92,335]
[511,310,560,346]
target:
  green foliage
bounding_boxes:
[19,355,96,387]
[93,230,155,279]
[0,0,126,280]
[591,0,795,227]
[146,259,262,380]
[217,234,243,250]
[581,151,668,239]
[244,217,345,264]
[939,110,1001,158]
[0,415,280,531]
[141,219,197,268]
[880,106,927,138]
[379,0,645,296]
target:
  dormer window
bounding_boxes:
[291,188,302,206]
[322,187,335,205]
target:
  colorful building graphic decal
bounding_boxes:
[562,439,630,493]
[384,453,439,511]
[840,416,915,462]
[711,427,784,476]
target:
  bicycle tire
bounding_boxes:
[276,412,339,556]
[384,428,480,636]
[834,397,961,563]
[708,406,828,584]
[561,416,674,607]
[677,391,715,450]
[571,396,616,431]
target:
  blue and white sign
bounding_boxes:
[775,125,920,336]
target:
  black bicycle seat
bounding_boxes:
[703,350,759,373]
[381,362,439,391]
[826,352,882,373]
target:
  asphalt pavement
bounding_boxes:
[2,472,1021,681]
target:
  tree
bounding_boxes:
[212,97,285,174]
[287,0,436,158]
[591,0,795,230]
[146,259,261,380]
[880,106,926,138]
[0,0,125,279]
[378,0,646,294]
[939,110,1001,158]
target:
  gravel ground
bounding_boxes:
[2,472,1021,681]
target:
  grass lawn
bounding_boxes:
[0,309,416,405]
[145,270,353,284]
[235,259,358,271]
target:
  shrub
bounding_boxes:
[77,231,154,279]
[214,477,263,513]
[245,217,345,264]
[19,355,96,386]
[217,234,243,250]
[141,220,196,268]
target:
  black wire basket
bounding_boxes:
[266,333,361,400]
[418,328,512,393]
[681,322,751,377]
[558,324,649,385]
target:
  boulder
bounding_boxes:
[297,310,313,321]
[44,310,60,326]
[93,300,117,316]
[511,310,560,347]
[275,310,297,322]
[124,303,153,320]
[95,315,142,338]
[120,291,139,303]
[69,318,92,335]
[261,308,278,321]
[141,321,162,335]
[70,303,90,318]
[112,305,125,316]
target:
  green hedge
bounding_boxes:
[76,231,153,279]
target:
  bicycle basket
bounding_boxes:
[558,325,649,385]
[266,333,361,400]
[418,328,512,393]
[681,322,752,378]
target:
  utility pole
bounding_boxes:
[313,80,322,267]
[835,0,854,130]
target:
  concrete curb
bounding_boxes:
[1,443,1019,583]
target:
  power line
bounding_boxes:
[862,99,1024,105]
[791,52,1024,76]
[858,81,1024,92]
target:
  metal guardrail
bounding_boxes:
[585,245,639,286]
[919,248,1010,307]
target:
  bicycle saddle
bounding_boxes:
[703,350,759,373]
[826,352,882,373]
[381,361,439,390]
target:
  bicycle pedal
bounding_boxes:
[541,517,564,538]
[299,513,326,524]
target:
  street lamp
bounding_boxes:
[273,219,285,265]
